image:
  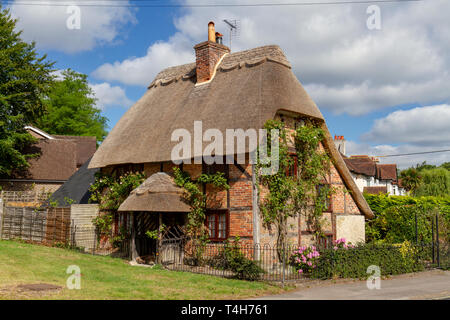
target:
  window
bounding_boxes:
[206,210,228,241]
[317,184,332,212]
[318,234,334,249]
[286,154,298,177]
[295,119,305,130]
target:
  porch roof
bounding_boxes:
[118,172,190,212]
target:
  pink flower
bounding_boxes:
[298,269,303,274]
[307,261,312,266]
[333,246,338,250]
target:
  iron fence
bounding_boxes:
[157,240,449,282]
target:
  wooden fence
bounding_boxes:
[0,206,71,244]
[0,204,100,252]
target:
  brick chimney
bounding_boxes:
[334,135,346,156]
[194,21,230,84]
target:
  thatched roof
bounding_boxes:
[118,172,190,212]
[89,45,324,168]
[90,44,373,219]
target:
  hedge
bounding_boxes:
[310,242,425,280]
[364,194,450,243]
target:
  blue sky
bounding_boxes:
[7,0,450,168]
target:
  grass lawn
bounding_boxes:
[0,240,285,300]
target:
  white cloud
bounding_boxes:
[92,34,194,86]
[344,104,450,168]
[9,1,136,53]
[92,0,450,115]
[90,82,133,110]
[362,105,450,146]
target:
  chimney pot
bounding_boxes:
[208,21,216,42]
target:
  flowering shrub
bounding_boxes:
[289,245,320,275]
[333,238,356,250]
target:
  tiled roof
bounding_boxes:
[344,156,397,181]
[363,186,388,195]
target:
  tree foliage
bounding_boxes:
[36,69,108,142]
[364,193,450,243]
[413,168,450,197]
[399,167,421,193]
[399,161,450,196]
[0,7,54,176]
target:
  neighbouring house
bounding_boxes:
[88,22,374,259]
[333,136,406,196]
[0,126,97,194]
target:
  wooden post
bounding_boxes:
[0,199,3,239]
[157,212,162,264]
[130,212,138,262]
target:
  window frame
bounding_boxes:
[286,153,298,177]
[205,209,229,242]
[318,233,334,249]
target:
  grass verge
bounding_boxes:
[0,240,285,300]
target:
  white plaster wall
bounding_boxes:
[351,173,367,192]
[336,215,365,245]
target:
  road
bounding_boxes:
[255,270,450,300]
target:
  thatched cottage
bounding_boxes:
[89,22,373,255]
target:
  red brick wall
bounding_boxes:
[194,41,230,83]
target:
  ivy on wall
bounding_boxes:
[89,171,146,234]
[173,167,229,245]
[258,119,333,250]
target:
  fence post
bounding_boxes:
[415,210,418,244]
[436,213,440,268]
[92,228,97,255]
[0,199,3,239]
[282,244,286,288]
[432,217,435,265]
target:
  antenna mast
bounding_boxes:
[223,19,240,51]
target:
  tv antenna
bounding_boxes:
[223,19,240,51]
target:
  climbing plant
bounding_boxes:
[258,119,333,250]
[89,171,146,235]
[173,167,229,246]
[89,171,146,211]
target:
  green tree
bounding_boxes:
[415,161,436,172]
[440,162,450,171]
[414,168,450,197]
[0,7,54,176]
[36,69,108,142]
[399,168,422,193]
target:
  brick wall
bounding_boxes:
[105,111,365,247]
[194,41,230,83]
